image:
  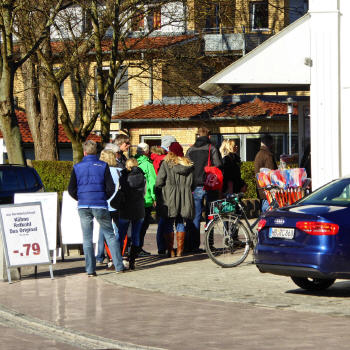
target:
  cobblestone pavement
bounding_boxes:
[1,225,350,349]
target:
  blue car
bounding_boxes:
[255,177,350,291]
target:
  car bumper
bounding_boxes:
[254,244,350,279]
[256,263,332,278]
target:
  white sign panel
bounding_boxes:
[14,192,58,251]
[0,203,50,267]
[60,191,99,245]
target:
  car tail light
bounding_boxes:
[257,219,267,232]
[296,221,339,235]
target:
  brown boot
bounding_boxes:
[176,232,185,257]
[164,232,175,257]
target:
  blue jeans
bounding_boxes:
[96,210,119,262]
[186,186,218,251]
[78,208,124,274]
[168,216,185,232]
[156,217,173,253]
[96,231,106,263]
[118,218,144,248]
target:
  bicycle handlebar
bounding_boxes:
[226,192,245,200]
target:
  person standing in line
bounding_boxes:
[150,146,166,175]
[117,158,146,270]
[113,134,131,169]
[68,140,124,276]
[152,136,176,255]
[94,143,124,264]
[254,134,277,212]
[186,127,222,253]
[135,142,157,256]
[220,139,247,195]
[156,142,194,257]
[95,148,123,268]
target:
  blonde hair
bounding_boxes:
[150,146,165,155]
[125,157,139,171]
[165,152,193,167]
[100,149,117,167]
[220,139,236,157]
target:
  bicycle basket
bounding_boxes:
[211,199,236,214]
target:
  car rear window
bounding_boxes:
[21,167,41,190]
[299,178,350,207]
[0,168,26,192]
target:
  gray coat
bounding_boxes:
[156,154,194,220]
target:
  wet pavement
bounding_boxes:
[2,225,350,349]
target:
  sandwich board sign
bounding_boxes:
[14,192,59,263]
[0,202,53,283]
[60,191,99,249]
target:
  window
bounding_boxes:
[147,7,161,31]
[205,4,220,33]
[141,135,161,148]
[218,133,298,162]
[51,5,90,39]
[131,9,145,31]
[250,1,268,31]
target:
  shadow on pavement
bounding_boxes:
[17,253,210,279]
[286,280,350,297]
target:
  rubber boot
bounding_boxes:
[165,232,175,257]
[128,245,139,270]
[176,231,186,257]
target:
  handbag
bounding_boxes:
[203,145,223,191]
[110,188,126,210]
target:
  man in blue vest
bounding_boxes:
[68,140,124,276]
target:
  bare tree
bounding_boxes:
[0,0,64,163]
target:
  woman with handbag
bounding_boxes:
[156,142,194,257]
[220,139,247,195]
[113,157,146,270]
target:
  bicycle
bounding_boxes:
[204,187,281,268]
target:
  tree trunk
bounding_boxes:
[0,81,25,164]
[71,139,83,164]
[0,110,25,164]
[21,55,58,161]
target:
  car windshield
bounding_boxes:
[299,178,350,207]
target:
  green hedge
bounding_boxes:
[241,161,258,199]
[31,160,261,199]
[32,161,73,198]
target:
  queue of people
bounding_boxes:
[69,129,274,276]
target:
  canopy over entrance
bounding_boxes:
[200,15,311,96]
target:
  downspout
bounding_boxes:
[149,63,154,104]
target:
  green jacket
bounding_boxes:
[136,154,156,207]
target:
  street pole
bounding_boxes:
[287,97,294,155]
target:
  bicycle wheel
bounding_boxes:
[205,215,250,268]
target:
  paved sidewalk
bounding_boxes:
[1,225,350,349]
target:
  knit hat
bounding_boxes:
[169,142,184,157]
[161,135,176,151]
[137,142,149,154]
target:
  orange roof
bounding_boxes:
[0,110,101,144]
[51,34,197,54]
[112,97,298,121]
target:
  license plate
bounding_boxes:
[269,227,294,239]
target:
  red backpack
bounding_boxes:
[203,145,223,191]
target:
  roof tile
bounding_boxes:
[112,98,297,121]
[0,110,101,144]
